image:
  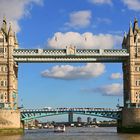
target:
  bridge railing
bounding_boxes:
[13,48,129,56]
[103,49,128,55]
[21,108,121,112]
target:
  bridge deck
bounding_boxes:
[21,108,121,121]
[13,48,129,63]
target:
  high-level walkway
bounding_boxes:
[13,48,129,63]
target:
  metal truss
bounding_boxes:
[21,108,121,121]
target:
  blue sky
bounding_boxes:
[1,0,140,121]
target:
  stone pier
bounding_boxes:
[0,110,23,135]
[117,108,140,133]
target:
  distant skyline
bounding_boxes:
[0,0,140,121]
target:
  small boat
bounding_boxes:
[92,125,99,128]
[54,125,65,132]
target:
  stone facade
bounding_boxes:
[117,108,140,133]
[122,108,140,126]
[0,110,21,128]
[0,18,22,134]
[122,18,140,107]
[117,18,140,133]
[0,18,18,110]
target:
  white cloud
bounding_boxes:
[89,0,112,5]
[41,63,105,80]
[47,32,122,49]
[99,83,123,96]
[65,10,92,29]
[97,18,112,24]
[82,83,123,96]
[122,0,140,11]
[110,73,122,79]
[0,0,43,32]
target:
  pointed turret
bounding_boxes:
[14,32,18,49]
[14,32,18,44]
[122,32,127,48]
[1,16,7,35]
[128,21,134,37]
[133,18,139,34]
[8,23,14,37]
[8,23,14,46]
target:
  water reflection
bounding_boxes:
[0,127,140,140]
[121,134,140,140]
[0,135,22,140]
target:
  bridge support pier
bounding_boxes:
[68,112,73,124]
[117,108,140,133]
[0,110,23,135]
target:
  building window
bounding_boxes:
[0,94,3,100]
[0,81,7,87]
[0,48,4,53]
[138,48,140,53]
[0,81,4,86]
[3,66,7,72]
[0,38,3,42]
[1,67,3,72]
[136,80,140,86]
[135,67,140,71]
[0,66,7,72]
[4,48,6,53]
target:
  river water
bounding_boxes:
[1,127,140,140]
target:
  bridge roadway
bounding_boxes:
[21,107,121,121]
[13,48,129,63]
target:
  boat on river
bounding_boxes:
[54,125,65,132]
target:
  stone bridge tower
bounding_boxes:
[118,19,140,133]
[123,19,140,107]
[0,18,18,110]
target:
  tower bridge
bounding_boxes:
[0,17,140,133]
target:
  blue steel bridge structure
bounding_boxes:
[21,107,121,122]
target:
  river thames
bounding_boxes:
[0,127,140,140]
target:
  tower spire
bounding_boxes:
[133,17,139,34]
[128,21,134,37]
[8,23,14,37]
[14,32,18,45]
[122,32,127,47]
[8,23,14,46]
[1,16,7,34]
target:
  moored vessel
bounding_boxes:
[54,125,65,132]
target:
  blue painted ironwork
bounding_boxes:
[21,108,121,121]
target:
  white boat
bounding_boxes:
[54,125,65,132]
[92,125,99,128]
